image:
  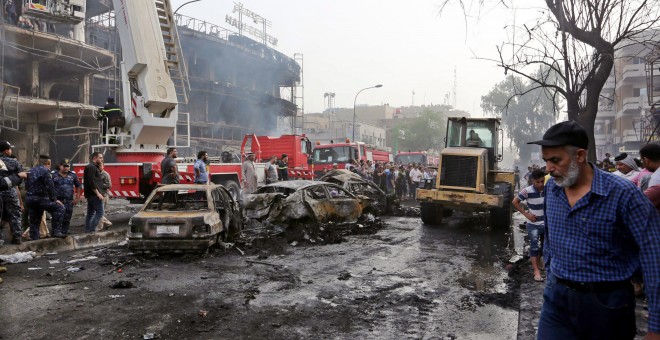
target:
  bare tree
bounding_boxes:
[444,0,660,161]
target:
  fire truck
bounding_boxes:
[244,134,314,180]
[312,140,393,178]
[74,0,310,202]
[394,151,439,167]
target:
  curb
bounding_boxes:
[0,227,128,255]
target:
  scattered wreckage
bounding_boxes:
[319,169,394,215]
[243,180,363,224]
[128,184,243,252]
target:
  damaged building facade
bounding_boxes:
[0,0,301,164]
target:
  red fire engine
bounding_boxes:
[244,134,314,180]
[312,139,393,178]
[394,151,439,167]
[73,0,311,203]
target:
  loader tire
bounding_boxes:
[490,182,513,230]
[420,202,443,225]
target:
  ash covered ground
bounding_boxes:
[0,204,523,340]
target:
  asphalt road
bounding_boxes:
[0,213,520,340]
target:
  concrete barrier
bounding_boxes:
[0,226,127,255]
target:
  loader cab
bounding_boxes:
[446,117,501,170]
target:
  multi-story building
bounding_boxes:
[302,112,387,147]
[0,0,300,164]
[595,36,660,159]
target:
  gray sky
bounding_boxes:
[171,0,542,116]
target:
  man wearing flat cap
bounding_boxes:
[530,121,660,339]
[0,140,25,244]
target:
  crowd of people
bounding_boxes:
[0,141,113,251]
[3,0,55,32]
[322,159,437,200]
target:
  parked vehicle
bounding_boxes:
[416,117,515,228]
[243,180,363,224]
[312,140,393,178]
[394,151,439,167]
[74,1,311,204]
[320,169,392,215]
[128,184,243,252]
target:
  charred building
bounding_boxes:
[0,0,301,164]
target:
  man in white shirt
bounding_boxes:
[409,165,422,199]
[612,152,640,181]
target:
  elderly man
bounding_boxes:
[241,152,257,194]
[529,121,660,340]
[612,152,640,181]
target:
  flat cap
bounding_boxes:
[528,121,588,149]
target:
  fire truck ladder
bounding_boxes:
[155,0,191,105]
[293,53,304,134]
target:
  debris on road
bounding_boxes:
[198,310,208,317]
[142,332,157,340]
[65,256,98,264]
[337,271,352,281]
[110,280,134,289]
[109,295,125,299]
[0,251,37,264]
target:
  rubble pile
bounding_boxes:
[237,216,387,250]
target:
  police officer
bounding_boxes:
[52,159,82,236]
[25,155,65,240]
[0,140,25,244]
[0,169,26,284]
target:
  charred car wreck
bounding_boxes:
[320,169,394,215]
[243,181,363,224]
[128,184,243,252]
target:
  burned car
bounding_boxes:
[243,180,363,224]
[128,184,243,252]
[320,169,394,215]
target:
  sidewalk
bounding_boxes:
[0,199,140,255]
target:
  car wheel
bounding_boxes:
[223,180,241,201]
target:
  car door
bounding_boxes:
[326,184,361,221]
[302,185,335,222]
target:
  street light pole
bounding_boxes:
[352,84,383,142]
[174,0,202,14]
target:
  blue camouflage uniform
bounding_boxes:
[52,170,81,235]
[0,155,24,239]
[25,165,64,240]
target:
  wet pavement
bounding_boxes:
[0,210,520,339]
